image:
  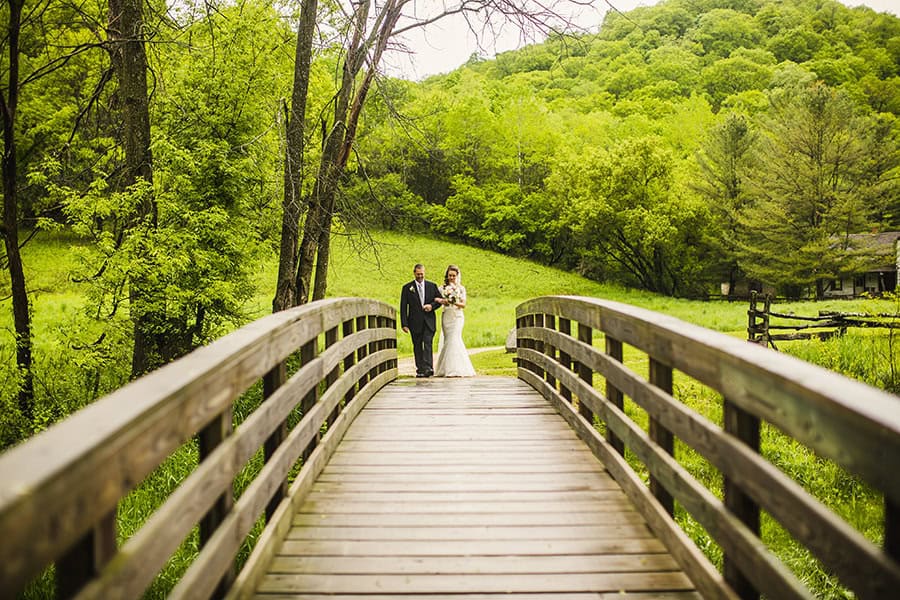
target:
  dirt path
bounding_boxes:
[397,346,505,377]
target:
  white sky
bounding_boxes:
[384,0,900,81]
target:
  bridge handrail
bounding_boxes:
[516,295,900,600]
[0,297,397,599]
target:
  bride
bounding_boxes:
[434,265,476,377]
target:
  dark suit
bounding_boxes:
[400,279,442,375]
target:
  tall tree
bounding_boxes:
[694,112,758,296]
[281,0,582,306]
[107,0,156,376]
[296,0,405,304]
[273,0,318,312]
[736,82,887,298]
[1,0,34,423]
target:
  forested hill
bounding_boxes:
[350,0,900,298]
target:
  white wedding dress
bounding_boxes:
[435,288,475,378]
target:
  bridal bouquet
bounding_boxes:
[441,283,462,306]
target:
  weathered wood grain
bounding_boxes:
[517,296,900,600]
[519,367,739,600]
[252,594,702,600]
[517,296,900,501]
[256,572,695,594]
[0,298,396,598]
[242,377,697,599]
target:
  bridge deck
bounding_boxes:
[251,377,700,599]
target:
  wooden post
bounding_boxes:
[356,316,368,387]
[649,358,674,516]
[263,362,287,520]
[198,408,235,596]
[723,400,761,600]
[747,291,758,343]
[559,318,572,403]
[368,315,378,379]
[325,326,340,429]
[56,510,117,599]
[519,314,538,376]
[343,319,356,405]
[577,323,593,423]
[300,338,319,462]
[606,336,625,456]
[534,314,545,379]
[886,496,900,569]
[545,315,557,390]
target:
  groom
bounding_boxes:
[400,263,442,377]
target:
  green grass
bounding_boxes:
[4,228,898,599]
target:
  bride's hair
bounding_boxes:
[444,264,460,285]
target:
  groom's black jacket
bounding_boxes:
[400,280,442,334]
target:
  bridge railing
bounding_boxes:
[0,298,397,599]
[516,295,900,600]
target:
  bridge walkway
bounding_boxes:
[251,376,699,599]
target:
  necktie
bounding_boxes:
[417,281,424,306]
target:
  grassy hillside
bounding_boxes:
[12,228,898,363]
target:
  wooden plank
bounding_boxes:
[256,572,694,594]
[309,481,617,493]
[285,524,655,541]
[278,538,669,556]
[267,554,681,574]
[518,367,738,600]
[253,594,702,600]
[241,377,697,599]
[302,489,626,502]
[292,510,646,527]
[298,499,632,514]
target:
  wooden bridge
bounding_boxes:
[1,296,899,599]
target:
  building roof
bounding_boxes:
[845,231,900,273]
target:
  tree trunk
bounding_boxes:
[108,0,156,377]
[273,0,318,312]
[1,0,34,425]
[295,0,404,303]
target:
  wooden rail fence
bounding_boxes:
[0,298,397,599]
[748,291,900,349]
[516,295,900,600]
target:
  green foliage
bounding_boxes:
[349,0,900,299]
[558,137,714,296]
[735,81,898,295]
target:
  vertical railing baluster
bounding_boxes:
[649,358,674,516]
[56,509,117,599]
[263,362,287,520]
[534,314,545,379]
[519,314,538,376]
[886,496,900,565]
[198,408,235,596]
[606,336,625,456]
[577,323,593,423]
[368,315,378,379]
[356,316,368,387]
[559,318,572,404]
[723,399,761,600]
[545,315,557,390]
[300,338,319,462]
[325,326,340,429]
[343,319,356,406]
